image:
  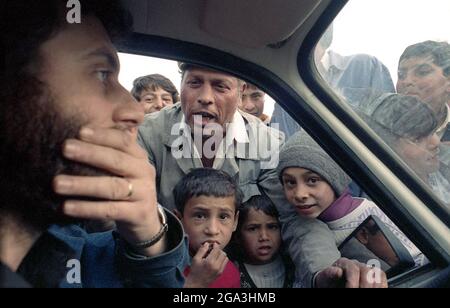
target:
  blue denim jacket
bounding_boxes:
[17,209,189,288]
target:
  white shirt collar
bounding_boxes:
[227,110,250,144]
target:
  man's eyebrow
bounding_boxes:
[81,48,119,71]
[212,78,233,85]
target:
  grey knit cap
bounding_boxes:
[357,92,438,141]
[276,130,351,196]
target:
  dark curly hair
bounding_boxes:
[131,74,179,102]
[0,0,132,231]
[173,168,243,214]
[399,40,450,77]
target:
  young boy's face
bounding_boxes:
[179,195,238,254]
[239,208,281,265]
[139,87,174,114]
[397,55,450,115]
[281,167,336,219]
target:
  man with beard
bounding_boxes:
[0,0,188,287]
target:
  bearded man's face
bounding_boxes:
[0,17,144,230]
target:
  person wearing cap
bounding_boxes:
[396,40,450,165]
[357,92,450,205]
[277,130,425,287]
[270,24,395,200]
[137,62,389,288]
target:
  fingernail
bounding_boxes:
[80,127,94,138]
[62,202,75,214]
[63,141,78,158]
[54,178,71,193]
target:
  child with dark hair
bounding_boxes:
[231,195,294,288]
[173,168,242,288]
[131,74,179,114]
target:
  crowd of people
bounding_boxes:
[1,0,449,288]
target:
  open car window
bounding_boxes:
[313,0,450,211]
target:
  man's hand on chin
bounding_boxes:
[53,126,166,257]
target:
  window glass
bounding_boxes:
[314,0,450,208]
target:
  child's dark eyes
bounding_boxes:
[283,178,296,187]
[193,212,206,220]
[219,213,231,220]
[268,224,280,230]
[306,176,321,185]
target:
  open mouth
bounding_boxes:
[192,111,217,127]
[193,111,216,119]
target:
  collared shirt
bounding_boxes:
[436,105,450,139]
[321,50,351,88]
[178,111,250,169]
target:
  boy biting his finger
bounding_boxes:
[173,168,241,288]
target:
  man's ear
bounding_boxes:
[242,81,247,91]
[232,210,240,232]
[173,209,183,220]
[236,79,246,97]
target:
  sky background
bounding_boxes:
[118,0,450,116]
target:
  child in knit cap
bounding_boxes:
[276,130,425,266]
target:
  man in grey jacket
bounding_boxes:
[138,63,386,287]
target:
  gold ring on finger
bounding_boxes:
[125,179,133,199]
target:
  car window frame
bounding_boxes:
[297,0,450,270]
[116,0,450,276]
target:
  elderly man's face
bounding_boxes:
[180,68,242,135]
[397,56,450,115]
